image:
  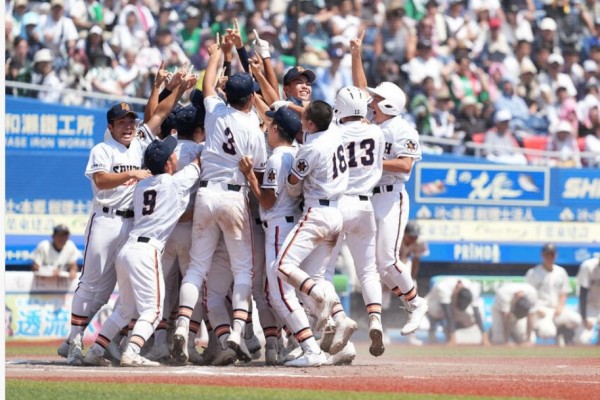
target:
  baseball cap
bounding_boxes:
[22,12,40,26]
[33,48,53,64]
[266,107,301,141]
[489,17,502,29]
[328,47,345,59]
[144,135,178,175]
[225,72,260,101]
[511,296,533,319]
[539,17,557,31]
[50,0,65,8]
[520,57,537,75]
[584,60,598,73]
[555,120,572,134]
[494,109,512,123]
[53,224,70,235]
[89,25,103,36]
[107,102,139,124]
[541,243,557,254]
[548,53,564,66]
[459,95,477,110]
[455,287,473,311]
[175,104,205,133]
[283,66,316,85]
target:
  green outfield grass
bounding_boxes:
[5,380,533,400]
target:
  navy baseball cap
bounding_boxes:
[144,135,178,175]
[53,224,70,235]
[511,296,533,319]
[455,287,473,311]
[283,66,316,85]
[266,107,301,140]
[176,104,206,133]
[107,102,139,124]
[225,72,260,102]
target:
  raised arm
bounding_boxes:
[203,35,223,98]
[350,30,368,90]
[254,29,279,97]
[144,61,168,123]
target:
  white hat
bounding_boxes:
[555,120,572,134]
[494,109,512,123]
[540,17,557,31]
[33,48,53,64]
[548,53,564,66]
[584,59,598,73]
[89,25,103,36]
[366,82,407,115]
[520,57,537,74]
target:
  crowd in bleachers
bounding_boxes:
[5,0,600,167]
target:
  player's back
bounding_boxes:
[200,96,266,185]
[339,121,384,196]
[260,146,300,221]
[378,115,422,186]
[129,163,200,246]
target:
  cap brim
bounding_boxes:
[286,70,316,85]
[265,110,276,118]
[163,134,178,154]
[113,111,139,121]
[253,81,261,92]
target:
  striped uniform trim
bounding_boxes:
[130,334,145,349]
[189,320,201,334]
[177,306,194,320]
[263,326,280,338]
[366,303,382,315]
[393,191,405,273]
[331,303,344,317]
[392,286,402,297]
[77,212,97,281]
[214,324,231,339]
[152,249,161,325]
[156,319,168,330]
[246,198,256,280]
[70,313,88,327]
[404,287,417,302]
[205,320,213,331]
[169,310,178,320]
[233,309,249,322]
[278,277,294,313]
[95,334,111,350]
[295,327,313,343]
[299,278,316,295]
[278,208,313,275]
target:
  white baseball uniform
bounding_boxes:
[427,278,483,327]
[67,124,155,343]
[371,116,422,303]
[526,264,582,338]
[490,282,538,344]
[178,95,266,337]
[275,125,349,340]
[31,239,81,274]
[325,120,384,317]
[93,161,201,355]
[576,257,600,344]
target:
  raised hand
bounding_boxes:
[253,28,271,59]
[249,54,264,76]
[221,29,235,55]
[350,30,365,53]
[154,61,169,88]
[166,63,188,90]
[208,33,222,56]
[227,18,243,49]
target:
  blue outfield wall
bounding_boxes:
[5,96,600,268]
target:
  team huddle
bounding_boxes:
[56,28,427,368]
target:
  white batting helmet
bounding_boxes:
[367,82,406,116]
[334,86,368,120]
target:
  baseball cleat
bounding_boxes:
[105,341,123,364]
[83,350,110,367]
[326,341,356,366]
[401,298,428,336]
[281,345,303,364]
[171,326,189,364]
[211,347,237,366]
[67,340,84,366]
[144,342,171,362]
[188,346,208,365]
[329,317,357,355]
[319,323,335,353]
[314,286,338,333]
[120,351,160,367]
[265,345,278,366]
[245,335,262,360]
[57,340,69,358]
[226,331,252,363]
[407,332,423,346]
[369,315,385,357]
[284,349,327,367]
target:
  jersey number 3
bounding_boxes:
[222,127,237,155]
[142,190,157,215]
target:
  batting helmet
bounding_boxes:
[367,82,406,116]
[334,86,368,120]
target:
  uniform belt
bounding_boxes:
[199,180,242,192]
[255,218,262,226]
[319,199,332,206]
[262,215,295,228]
[102,207,134,218]
[358,195,369,201]
[373,185,395,194]
[135,236,164,253]
[137,236,150,243]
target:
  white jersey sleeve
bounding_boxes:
[260,146,300,221]
[378,116,422,186]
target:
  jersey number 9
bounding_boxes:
[142,190,157,215]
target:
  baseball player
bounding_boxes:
[426,277,488,345]
[145,96,207,364]
[268,66,316,115]
[576,255,600,345]
[31,224,81,280]
[350,30,428,337]
[83,134,201,367]
[321,86,385,358]
[489,282,538,345]
[526,243,582,346]
[240,107,302,365]
[270,100,349,367]
[59,67,187,365]
[173,40,267,364]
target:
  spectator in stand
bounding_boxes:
[81,25,116,68]
[110,9,149,59]
[430,87,458,153]
[31,48,63,103]
[5,36,32,97]
[494,75,531,133]
[454,95,488,155]
[300,16,329,58]
[31,224,81,280]
[550,0,589,52]
[83,53,124,107]
[115,47,142,98]
[10,0,28,39]
[448,55,490,109]
[152,27,189,72]
[584,120,600,166]
[516,58,550,134]
[576,59,599,98]
[330,0,361,41]
[69,0,102,32]
[100,0,119,31]
[421,1,452,60]
[179,7,203,58]
[477,16,512,66]
[581,0,600,27]
[379,4,417,66]
[149,3,181,48]
[313,47,352,106]
[403,39,444,92]
[563,46,585,92]
[501,5,534,48]
[22,12,44,59]
[445,0,479,48]
[539,53,578,104]
[533,17,561,56]
[118,0,155,34]
[581,18,600,61]
[546,120,582,168]
[211,2,248,44]
[489,282,538,346]
[576,254,600,344]
[483,109,528,165]
[578,84,600,136]
[409,75,437,137]
[526,243,583,346]
[37,0,78,69]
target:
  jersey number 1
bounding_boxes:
[332,145,347,179]
[142,190,157,215]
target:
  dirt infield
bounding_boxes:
[6,342,600,399]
